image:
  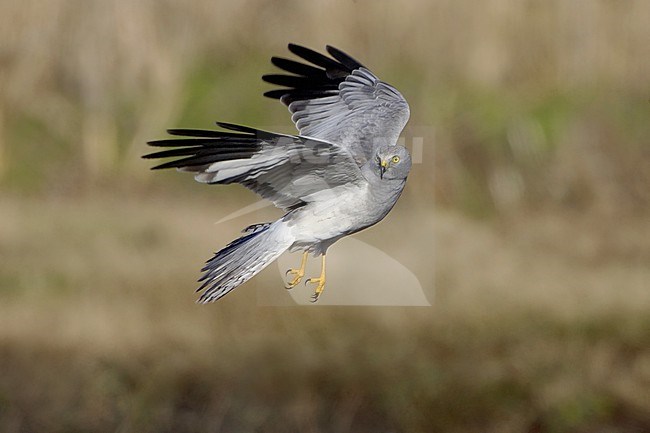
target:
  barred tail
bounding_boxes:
[196,221,293,303]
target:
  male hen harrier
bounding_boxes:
[144,44,411,303]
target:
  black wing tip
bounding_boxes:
[144,122,269,169]
[265,43,364,103]
[287,42,303,52]
[263,89,286,100]
[261,73,286,85]
[147,160,179,170]
[270,56,296,68]
[215,121,258,134]
[143,149,199,169]
[166,128,211,137]
[286,43,364,71]
[325,45,365,70]
[286,43,307,58]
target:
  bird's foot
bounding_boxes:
[306,276,326,303]
[306,254,327,303]
[285,251,308,290]
[284,268,305,289]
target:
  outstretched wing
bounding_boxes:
[263,44,410,165]
[143,122,365,212]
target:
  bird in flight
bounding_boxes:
[143,44,411,303]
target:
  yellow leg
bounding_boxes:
[285,251,309,289]
[306,255,326,303]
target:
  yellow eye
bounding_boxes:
[391,156,400,164]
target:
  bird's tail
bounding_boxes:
[196,220,294,303]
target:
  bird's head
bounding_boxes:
[375,145,411,180]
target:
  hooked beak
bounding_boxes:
[380,159,387,179]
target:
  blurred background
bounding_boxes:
[1,0,649,432]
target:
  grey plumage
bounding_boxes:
[196,221,293,303]
[264,44,410,166]
[144,44,412,303]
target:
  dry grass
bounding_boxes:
[1,190,649,432]
[1,0,649,214]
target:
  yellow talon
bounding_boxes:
[285,251,308,289]
[306,255,326,302]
